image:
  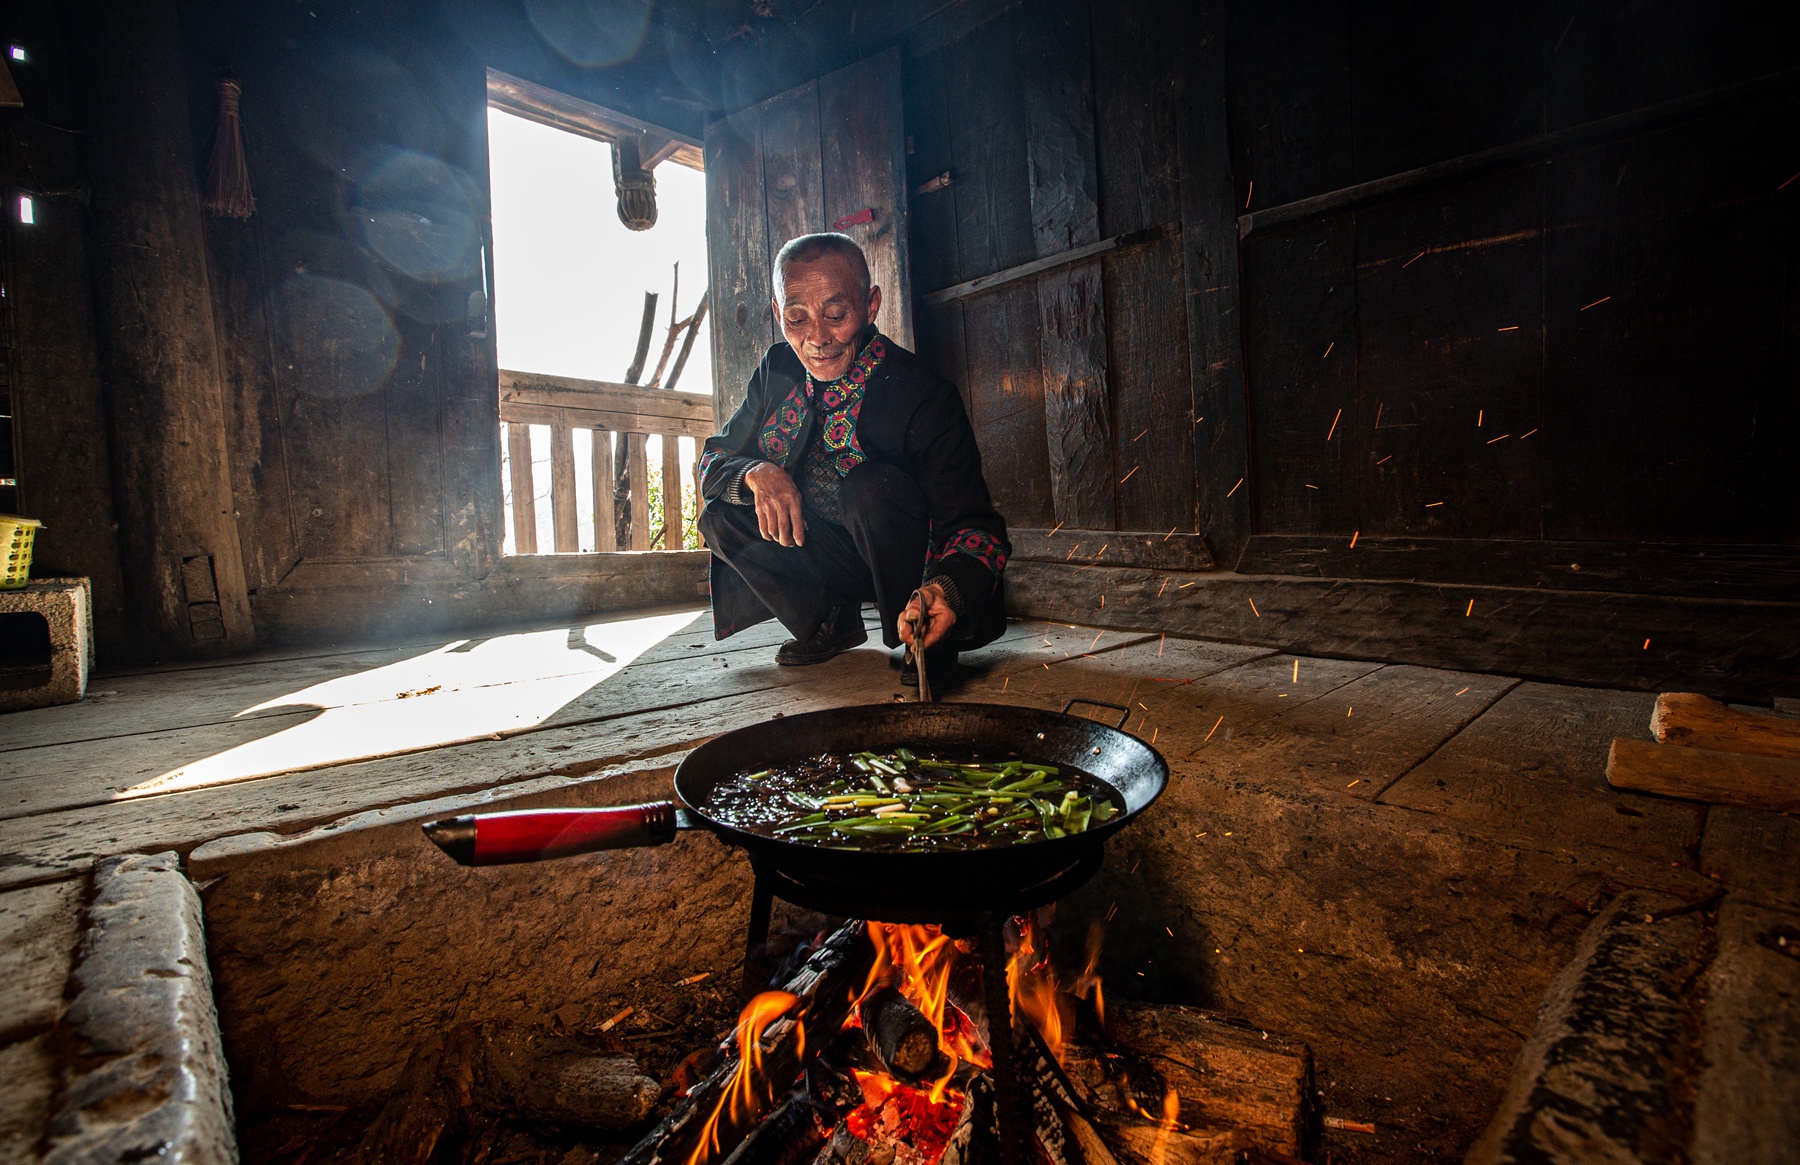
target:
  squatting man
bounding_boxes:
[697,233,1010,685]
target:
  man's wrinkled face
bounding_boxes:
[774,254,882,382]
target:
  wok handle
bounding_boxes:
[1062,698,1131,730]
[422,802,682,867]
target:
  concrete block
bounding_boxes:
[0,578,92,713]
[44,852,237,1165]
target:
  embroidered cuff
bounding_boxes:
[924,574,965,620]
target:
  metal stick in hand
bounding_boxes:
[904,588,933,703]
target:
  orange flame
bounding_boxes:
[685,990,800,1165]
[1070,921,1106,1026]
[857,924,990,1103]
[1149,1089,1181,1165]
[1007,915,1071,1062]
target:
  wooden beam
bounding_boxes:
[626,434,650,552]
[1010,527,1214,572]
[916,222,1174,308]
[1234,534,1800,602]
[549,414,578,553]
[498,370,717,439]
[1607,737,1800,815]
[591,429,616,552]
[661,436,684,550]
[1238,65,1800,239]
[505,422,538,555]
[1652,694,1800,760]
[485,69,703,170]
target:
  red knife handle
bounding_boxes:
[422,803,680,866]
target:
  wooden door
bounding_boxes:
[703,47,914,425]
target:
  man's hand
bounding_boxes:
[744,461,806,547]
[898,583,957,651]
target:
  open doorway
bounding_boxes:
[485,71,712,555]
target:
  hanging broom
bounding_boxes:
[203,71,255,218]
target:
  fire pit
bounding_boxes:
[416,699,1209,1165]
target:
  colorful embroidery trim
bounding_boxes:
[928,527,1008,578]
[753,335,887,474]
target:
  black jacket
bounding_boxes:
[699,333,1009,644]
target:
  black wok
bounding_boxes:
[423,699,1167,922]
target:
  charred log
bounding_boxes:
[352,1023,658,1164]
[860,986,939,1080]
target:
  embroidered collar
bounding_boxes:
[755,332,887,475]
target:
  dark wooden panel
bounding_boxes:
[914,301,970,409]
[1011,527,1214,571]
[1020,0,1100,256]
[819,47,913,349]
[1241,216,1357,535]
[1348,1,1545,183]
[944,9,1036,283]
[1177,0,1252,561]
[1038,261,1115,528]
[704,108,772,424]
[1355,166,1545,539]
[1092,0,1181,237]
[1104,236,1196,532]
[1008,560,1800,700]
[1238,534,1800,602]
[384,323,448,557]
[961,282,1053,528]
[759,80,824,261]
[901,44,961,297]
[1225,0,1351,212]
[1542,102,1794,543]
[1545,0,1800,130]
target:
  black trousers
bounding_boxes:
[698,461,929,649]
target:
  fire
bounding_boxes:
[1071,920,1106,1026]
[684,990,800,1165]
[1149,1089,1181,1165]
[1007,914,1070,1061]
[858,923,991,1101]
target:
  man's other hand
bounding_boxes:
[898,583,957,651]
[745,461,806,547]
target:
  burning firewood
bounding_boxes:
[860,986,941,1080]
[618,921,875,1165]
[352,1023,660,1164]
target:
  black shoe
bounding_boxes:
[901,646,958,687]
[775,605,868,665]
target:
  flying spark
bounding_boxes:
[1643,638,1651,650]
[1403,251,1425,268]
[1205,716,1224,741]
[1248,597,1261,617]
[1120,467,1139,483]
[1349,530,1360,548]
[1323,341,1334,359]
[1465,599,1474,616]
[1049,521,1064,536]
[1164,527,1177,541]
[1781,171,1800,191]
[1245,179,1254,208]
[1455,687,1469,695]
[1326,407,1342,441]
[1226,477,1244,498]
[1487,434,1510,444]
[1426,501,1445,508]
[1519,428,1538,439]
[1376,455,1392,464]
[1497,325,1519,332]
[1292,659,1298,682]
[1478,409,1484,427]
[1157,578,1170,597]
[1580,295,1611,310]
[1134,428,1149,441]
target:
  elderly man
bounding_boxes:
[697,233,1009,683]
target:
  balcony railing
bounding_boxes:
[498,369,714,553]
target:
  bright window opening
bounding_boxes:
[486,97,711,555]
[17,195,33,225]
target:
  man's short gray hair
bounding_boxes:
[773,233,871,302]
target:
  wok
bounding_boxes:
[423,699,1168,922]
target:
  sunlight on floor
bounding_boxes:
[122,608,706,799]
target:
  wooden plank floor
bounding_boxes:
[0,604,1760,1164]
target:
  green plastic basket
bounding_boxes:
[0,515,41,589]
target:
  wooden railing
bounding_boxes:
[498,369,714,553]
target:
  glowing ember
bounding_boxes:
[845,1070,964,1164]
